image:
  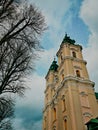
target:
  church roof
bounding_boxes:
[62,34,75,44]
[49,59,58,71]
[86,118,98,126]
[57,34,83,56]
[95,92,98,99]
[87,119,98,124]
[45,59,58,79]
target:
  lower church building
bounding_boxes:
[43,34,98,130]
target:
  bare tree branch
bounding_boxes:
[0,1,46,129]
[0,1,46,96]
[0,97,14,130]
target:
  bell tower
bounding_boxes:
[43,34,98,130]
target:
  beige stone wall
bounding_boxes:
[43,42,98,130]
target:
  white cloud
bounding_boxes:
[14,73,45,130]
[13,118,25,130]
[16,73,45,108]
[32,120,42,130]
[30,0,71,20]
[41,0,71,28]
[30,0,74,47]
[13,117,42,130]
[80,0,98,91]
[80,0,98,34]
[36,49,58,72]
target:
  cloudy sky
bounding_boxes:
[13,0,98,130]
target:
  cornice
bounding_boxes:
[63,76,95,86]
[56,43,82,56]
[44,83,54,93]
[43,76,95,113]
[58,56,87,71]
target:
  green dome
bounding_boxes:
[49,60,58,71]
[95,92,98,99]
[62,34,75,44]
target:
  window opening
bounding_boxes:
[76,70,80,77]
[72,51,76,58]
[62,99,66,111]
[62,74,64,81]
[64,119,67,130]
[53,108,56,120]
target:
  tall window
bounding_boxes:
[44,116,46,129]
[53,126,56,130]
[46,94,48,102]
[64,119,67,130]
[61,55,63,60]
[62,99,66,111]
[76,70,80,77]
[72,51,76,58]
[53,108,56,120]
[61,52,63,61]
[62,74,64,81]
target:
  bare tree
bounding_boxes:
[0,42,31,95]
[0,97,14,130]
[0,0,46,96]
[0,1,46,129]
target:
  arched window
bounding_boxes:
[72,51,76,58]
[76,70,80,77]
[62,74,64,81]
[62,99,66,111]
[53,108,56,120]
[46,94,48,101]
[44,116,46,128]
[61,55,63,60]
[53,126,56,130]
[64,119,67,130]
[61,52,63,61]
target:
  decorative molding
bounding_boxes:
[80,91,88,96]
[45,83,55,93]
[43,75,94,113]
[60,69,64,74]
[83,112,93,117]
[61,95,65,100]
[58,59,65,71]
[54,75,59,83]
[63,115,67,120]
[74,65,82,70]
[63,56,87,64]
[58,56,87,70]
[70,47,78,51]
[50,101,55,108]
[63,76,95,87]
[52,125,56,130]
[54,98,58,104]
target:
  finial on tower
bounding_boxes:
[62,33,75,44]
[65,32,67,37]
[54,56,56,61]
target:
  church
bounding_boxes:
[43,34,98,130]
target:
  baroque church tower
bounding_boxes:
[43,34,98,130]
